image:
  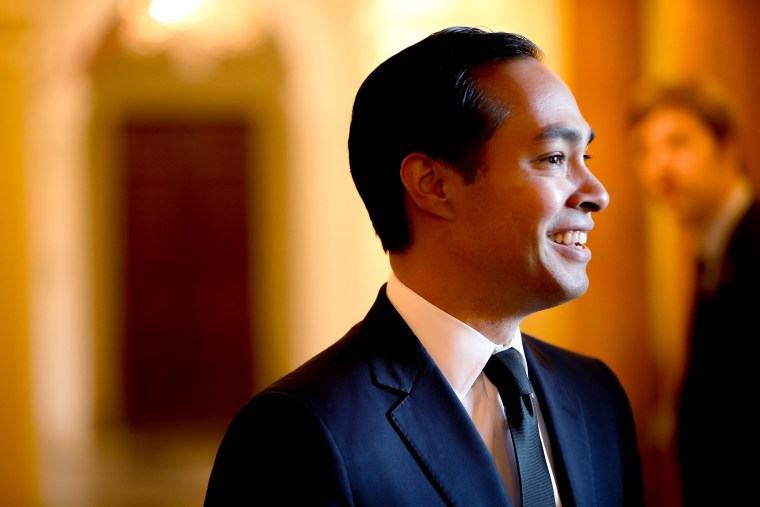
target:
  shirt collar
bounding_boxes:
[386,272,525,401]
[697,176,753,290]
[699,176,752,259]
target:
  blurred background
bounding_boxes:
[3,0,759,505]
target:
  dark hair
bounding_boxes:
[348,26,544,253]
[626,79,740,145]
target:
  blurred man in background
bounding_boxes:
[628,80,760,506]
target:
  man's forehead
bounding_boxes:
[476,58,550,95]
[476,59,591,144]
[641,106,703,128]
[638,108,709,138]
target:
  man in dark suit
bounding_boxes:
[628,80,760,506]
[205,26,644,506]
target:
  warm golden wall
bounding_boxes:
[0,1,39,504]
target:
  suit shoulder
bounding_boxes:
[524,334,607,367]
[263,320,369,398]
[523,334,624,391]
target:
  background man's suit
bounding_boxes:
[205,285,644,506]
[678,199,760,506]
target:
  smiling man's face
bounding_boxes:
[449,57,609,316]
[632,106,735,229]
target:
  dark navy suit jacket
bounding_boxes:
[205,286,644,506]
[678,199,760,506]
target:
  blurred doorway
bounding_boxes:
[120,118,254,430]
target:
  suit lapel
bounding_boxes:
[389,357,512,507]
[524,342,596,507]
[365,288,511,507]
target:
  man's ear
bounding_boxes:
[399,152,456,220]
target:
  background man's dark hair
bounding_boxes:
[626,79,740,145]
[348,26,544,253]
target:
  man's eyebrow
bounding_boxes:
[534,125,595,145]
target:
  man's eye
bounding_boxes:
[545,154,564,164]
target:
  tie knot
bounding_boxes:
[483,348,532,397]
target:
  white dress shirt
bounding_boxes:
[386,273,562,507]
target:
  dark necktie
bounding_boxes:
[484,348,555,507]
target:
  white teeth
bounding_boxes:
[550,231,587,249]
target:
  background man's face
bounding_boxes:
[632,107,730,227]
